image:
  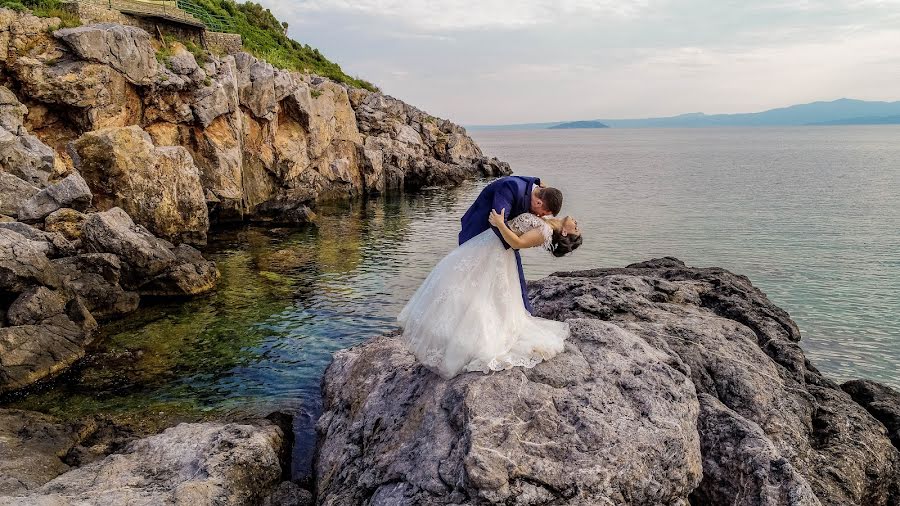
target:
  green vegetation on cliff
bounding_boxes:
[192,0,378,91]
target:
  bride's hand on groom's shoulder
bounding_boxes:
[488,208,505,227]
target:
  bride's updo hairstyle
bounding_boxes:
[550,230,582,257]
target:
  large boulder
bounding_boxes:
[73,126,209,244]
[140,243,220,297]
[16,171,92,222]
[0,421,287,505]
[317,258,900,505]
[44,208,87,241]
[528,258,900,505]
[316,319,702,505]
[53,23,157,85]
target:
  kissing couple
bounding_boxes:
[398,175,583,379]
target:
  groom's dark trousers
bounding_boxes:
[459,175,541,314]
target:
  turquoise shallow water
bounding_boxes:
[7,126,899,478]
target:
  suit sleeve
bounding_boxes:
[490,180,516,249]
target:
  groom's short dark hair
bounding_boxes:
[540,187,563,215]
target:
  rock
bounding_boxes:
[13,58,137,130]
[73,126,209,244]
[691,393,820,505]
[253,190,317,225]
[80,207,177,281]
[0,296,96,393]
[0,421,287,505]
[0,85,27,132]
[0,171,39,217]
[53,23,157,85]
[0,228,60,292]
[316,319,702,505]
[528,258,900,505]
[6,286,67,325]
[16,172,92,222]
[44,208,87,241]
[0,128,55,186]
[476,156,513,177]
[0,221,76,257]
[0,409,87,495]
[166,46,200,76]
[843,379,900,450]
[140,243,219,297]
[261,481,313,506]
[234,52,278,120]
[52,253,139,319]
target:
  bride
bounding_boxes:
[398,209,582,379]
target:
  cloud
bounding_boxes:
[284,0,653,31]
[259,0,900,124]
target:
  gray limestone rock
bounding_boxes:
[16,172,92,222]
[53,23,158,85]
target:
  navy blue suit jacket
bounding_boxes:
[459,176,541,313]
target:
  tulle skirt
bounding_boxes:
[398,230,569,379]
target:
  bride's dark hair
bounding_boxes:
[550,230,582,257]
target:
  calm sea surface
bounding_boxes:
[8,126,900,477]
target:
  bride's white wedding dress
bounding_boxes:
[398,213,569,379]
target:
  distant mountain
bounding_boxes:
[466,99,900,130]
[549,120,609,129]
[808,115,900,126]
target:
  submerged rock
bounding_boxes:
[317,258,900,505]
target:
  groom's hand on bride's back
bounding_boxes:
[488,208,506,228]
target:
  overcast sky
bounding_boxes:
[261,0,900,125]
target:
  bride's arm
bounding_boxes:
[488,210,546,250]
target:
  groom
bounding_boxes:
[459,176,563,313]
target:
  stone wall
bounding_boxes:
[205,31,241,55]
[61,1,204,45]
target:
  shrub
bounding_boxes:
[190,0,378,91]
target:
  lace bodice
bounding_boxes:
[508,213,553,251]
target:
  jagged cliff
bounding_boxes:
[0,11,509,233]
[0,9,509,395]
